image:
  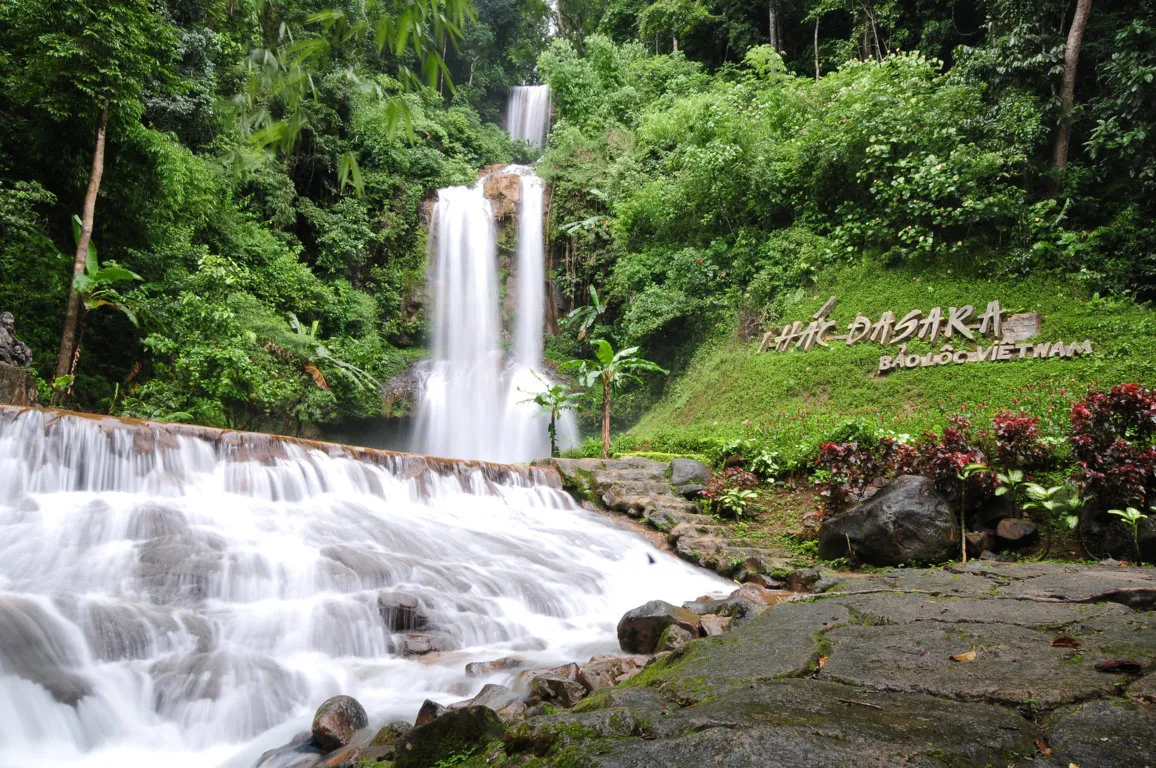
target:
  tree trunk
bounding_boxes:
[672,35,678,52]
[1051,0,1093,178]
[768,1,781,51]
[52,99,109,406]
[814,18,820,80]
[601,375,611,459]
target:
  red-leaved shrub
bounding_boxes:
[1070,384,1156,510]
[992,411,1050,468]
[915,415,996,507]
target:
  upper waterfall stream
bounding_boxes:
[0,406,727,767]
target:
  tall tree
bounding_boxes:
[1052,0,1093,177]
[0,0,175,405]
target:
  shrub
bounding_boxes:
[702,467,760,518]
[815,442,879,514]
[916,415,997,508]
[992,411,1050,469]
[1069,384,1156,511]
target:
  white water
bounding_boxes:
[506,85,552,147]
[415,167,575,464]
[0,408,727,768]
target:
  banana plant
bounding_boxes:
[525,373,583,458]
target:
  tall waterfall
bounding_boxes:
[415,167,575,464]
[506,85,552,147]
[0,406,726,768]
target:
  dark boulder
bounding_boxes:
[1082,513,1155,564]
[370,720,413,748]
[617,600,701,654]
[311,695,368,752]
[818,475,957,566]
[378,592,428,632]
[674,483,706,499]
[670,458,711,486]
[415,699,446,727]
[457,683,525,717]
[395,706,506,768]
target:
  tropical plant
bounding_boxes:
[1106,506,1150,563]
[559,285,607,341]
[1022,483,1081,559]
[286,313,380,393]
[57,215,141,403]
[526,373,583,457]
[702,467,760,520]
[560,339,667,458]
[994,469,1027,510]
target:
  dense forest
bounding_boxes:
[1,0,1153,438]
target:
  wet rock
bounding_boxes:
[996,518,1039,547]
[818,475,957,566]
[456,684,526,717]
[0,596,92,705]
[126,503,189,541]
[700,614,733,636]
[311,695,368,752]
[378,592,428,632]
[395,706,506,768]
[669,458,710,486]
[398,632,453,656]
[617,600,702,654]
[370,720,413,748]
[674,483,706,499]
[655,623,695,652]
[529,675,589,708]
[516,662,580,688]
[578,655,647,692]
[415,699,446,726]
[682,584,784,626]
[465,656,525,676]
[254,732,322,768]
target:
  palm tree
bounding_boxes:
[562,340,667,459]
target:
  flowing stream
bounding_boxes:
[0,406,727,767]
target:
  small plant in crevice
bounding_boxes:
[702,467,760,520]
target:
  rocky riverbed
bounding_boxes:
[273,561,1155,768]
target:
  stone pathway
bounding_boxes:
[537,457,796,582]
[502,562,1156,767]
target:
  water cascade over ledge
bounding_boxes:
[414,166,575,463]
[0,405,727,768]
[505,85,551,147]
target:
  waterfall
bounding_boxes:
[414,167,575,464]
[506,85,552,147]
[0,406,727,768]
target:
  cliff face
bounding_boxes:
[0,363,37,406]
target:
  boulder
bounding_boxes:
[0,362,37,405]
[378,592,428,632]
[370,720,413,748]
[578,655,647,691]
[995,518,1039,548]
[398,632,453,656]
[682,584,784,626]
[700,614,733,636]
[617,600,702,654]
[455,684,526,717]
[311,695,368,752]
[670,458,711,486]
[818,475,957,566]
[465,656,524,677]
[965,529,997,557]
[1082,513,1156,564]
[655,623,695,652]
[516,662,580,688]
[395,706,505,768]
[674,483,706,499]
[529,675,589,708]
[414,699,446,727]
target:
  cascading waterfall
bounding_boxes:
[506,85,552,147]
[415,166,575,464]
[0,406,727,768]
